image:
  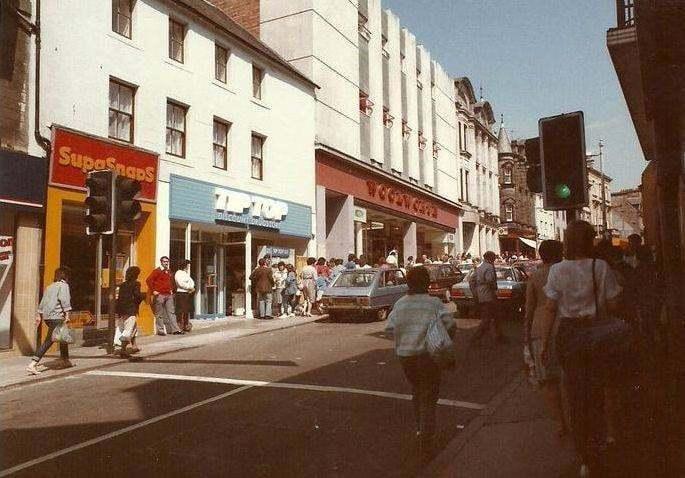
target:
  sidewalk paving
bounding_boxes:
[0,314,322,391]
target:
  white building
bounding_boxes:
[582,167,613,237]
[258,0,500,262]
[33,0,317,323]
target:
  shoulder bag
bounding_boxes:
[425,313,457,370]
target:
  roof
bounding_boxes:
[497,124,512,154]
[454,77,477,104]
[474,101,495,125]
[172,0,318,90]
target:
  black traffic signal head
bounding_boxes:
[85,169,114,235]
[525,137,542,194]
[539,111,588,210]
[115,176,142,224]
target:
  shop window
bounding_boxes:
[252,65,263,99]
[112,0,132,39]
[169,19,185,63]
[215,44,229,83]
[109,79,135,143]
[213,119,229,170]
[251,134,264,180]
[166,100,187,157]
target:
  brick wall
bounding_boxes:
[0,1,31,152]
[499,141,535,228]
[209,0,260,38]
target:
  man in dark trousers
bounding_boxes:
[469,251,505,344]
[250,258,275,319]
[146,256,182,335]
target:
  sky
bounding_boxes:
[383,0,644,191]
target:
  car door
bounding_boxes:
[375,269,406,308]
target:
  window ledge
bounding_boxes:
[163,58,192,74]
[212,80,236,95]
[107,32,143,51]
[250,97,270,110]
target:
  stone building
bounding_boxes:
[582,166,613,237]
[611,187,642,239]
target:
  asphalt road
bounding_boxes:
[0,313,524,478]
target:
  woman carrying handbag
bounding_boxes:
[27,267,74,375]
[541,221,622,477]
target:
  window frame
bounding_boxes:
[214,43,229,83]
[251,134,264,180]
[212,119,229,170]
[168,18,185,64]
[112,0,133,39]
[503,163,513,185]
[505,203,514,222]
[108,78,135,143]
[166,100,187,158]
[252,65,263,100]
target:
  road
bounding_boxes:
[0,312,524,478]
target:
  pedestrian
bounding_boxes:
[315,257,330,279]
[385,266,456,463]
[330,258,345,282]
[174,260,195,332]
[282,264,298,317]
[524,240,568,436]
[379,258,391,270]
[27,267,73,375]
[406,256,415,268]
[623,233,642,269]
[146,256,183,335]
[386,249,399,267]
[469,251,505,345]
[345,253,357,270]
[273,261,288,318]
[116,266,144,355]
[357,255,371,269]
[300,257,318,317]
[250,258,275,319]
[541,220,622,477]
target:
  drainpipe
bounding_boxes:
[33,0,50,154]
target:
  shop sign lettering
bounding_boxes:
[365,180,438,219]
[0,236,13,265]
[50,127,159,201]
[214,188,288,228]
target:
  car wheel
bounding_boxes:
[376,308,389,321]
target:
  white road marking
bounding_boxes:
[0,385,252,477]
[86,370,487,410]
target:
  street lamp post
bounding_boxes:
[598,140,609,240]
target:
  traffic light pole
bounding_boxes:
[106,172,118,355]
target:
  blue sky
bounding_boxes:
[383,0,644,190]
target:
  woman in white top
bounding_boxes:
[174,260,195,332]
[300,257,318,317]
[542,220,621,477]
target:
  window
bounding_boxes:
[358,13,371,40]
[359,92,373,116]
[418,131,427,150]
[465,170,470,202]
[108,79,134,143]
[402,120,412,140]
[112,0,132,38]
[215,44,228,83]
[432,141,440,159]
[383,107,394,128]
[458,122,462,150]
[251,134,264,180]
[505,204,514,222]
[503,164,513,184]
[252,65,263,99]
[166,101,186,157]
[459,169,464,201]
[213,120,229,170]
[169,19,185,63]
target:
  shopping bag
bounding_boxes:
[51,323,75,344]
[425,317,456,369]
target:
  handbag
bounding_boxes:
[425,315,456,369]
[51,322,75,344]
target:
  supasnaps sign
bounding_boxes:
[49,127,159,202]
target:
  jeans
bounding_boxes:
[154,294,180,334]
[471,300,503,341]
[33,319,69,362]
[257,291,272,318]
[282,291,296,315]
[400,354,441,453]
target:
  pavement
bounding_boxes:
[0,314,321,391]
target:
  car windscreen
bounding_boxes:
[331,272,376,288]
[496,268,516,281]
[423,266,441,280]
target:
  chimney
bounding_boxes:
[209,0,260,38]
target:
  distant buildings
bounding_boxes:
[611,188,642,239]
[581,167,613,237]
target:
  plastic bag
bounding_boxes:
[51,323,74,344]
[425,317,456,369]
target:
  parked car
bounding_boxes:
[457,263,475,275]
[423,263,464,302]
[319,268,408,321]
[450,266,529,318]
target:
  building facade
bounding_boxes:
[583,166,613,237]
[611,187,642,239]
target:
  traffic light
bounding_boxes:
[85,170,114,235]
[525,137,542,194]
[538,111,588,210]
[115,176,142,225]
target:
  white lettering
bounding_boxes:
[214,188,288,221]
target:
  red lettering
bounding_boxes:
[378,186,387,200]
[366,180,378,197]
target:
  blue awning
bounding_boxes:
[0,149,46,209]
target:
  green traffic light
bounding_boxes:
[555,184,571,199]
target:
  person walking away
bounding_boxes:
[273,262,288,318]
[541,220,622,477]
[116,266,144,355]
[146,256,182,336]
[300,257,318,317]
[623,233,642,269]
[524,240,568,436]
[27,268,73,375]
[282,264,298,317]
[385,266,456,463]
[469,251,505,344]
[174,260,195,332]
[250,258,275,319]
